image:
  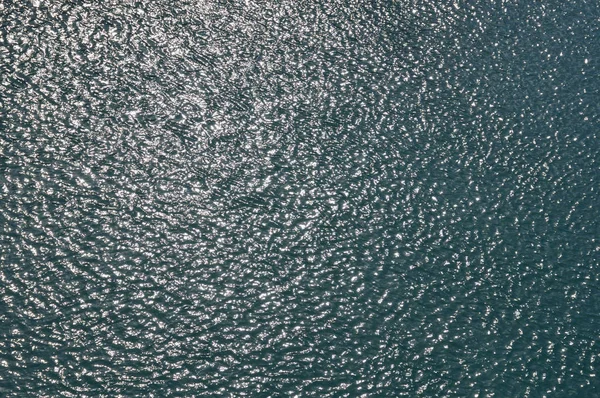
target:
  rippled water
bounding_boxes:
[1,0,599,396]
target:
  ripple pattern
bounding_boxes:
[1,0,599,396]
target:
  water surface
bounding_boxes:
[1,0,598,396]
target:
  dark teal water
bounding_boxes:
[1,0,598,396]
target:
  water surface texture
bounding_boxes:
[1,0,599,396]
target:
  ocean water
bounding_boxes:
[0,0,598,396]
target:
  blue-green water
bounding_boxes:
[1,0,598,396]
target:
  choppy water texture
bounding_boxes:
[1,0,599,396]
